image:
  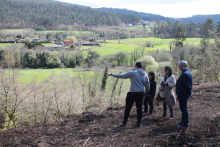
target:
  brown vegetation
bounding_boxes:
[0,82,220,146]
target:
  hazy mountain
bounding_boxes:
[98,7,220,24]
[176,14,220,24]
[98,7,175,22]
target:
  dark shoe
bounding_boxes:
[146,113,152,116]
[119,123,126,127]
[160,115,166,118]
[142,111,148,113]
[133,123,140,128]
[176,121,183,125]
[177,124,188,129]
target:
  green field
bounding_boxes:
[18,68,125,83]
[0,43,24,48]
[105,37,202,45]
[80,43,156,56]
[99,37,212,50]
[0,43,15,47]
[18,68,83,83]
[154,44,170,50]
[41,43,56,46]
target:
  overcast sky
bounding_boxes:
[57,0,220,18]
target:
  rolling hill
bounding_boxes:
[98,7,175,22]
[177,14,220,24]
[98,7,220,24]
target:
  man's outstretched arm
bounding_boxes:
[105,71,133,79]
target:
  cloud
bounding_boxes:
[57,0,220,18]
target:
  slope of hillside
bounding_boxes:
[98,7,175,22]
[0,82,220,146]
[0,0,140,29]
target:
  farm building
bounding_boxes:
[74,41,99,46]
[63,40,73,46]
[128,23,132,27]
[31,38,41,42]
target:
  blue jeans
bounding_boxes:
[178,97,189,126]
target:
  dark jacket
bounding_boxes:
[147,79,157,98]
[176,69,192,98]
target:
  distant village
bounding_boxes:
[2,36,100,49]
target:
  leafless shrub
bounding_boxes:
[149,51,173,62]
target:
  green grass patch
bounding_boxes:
[99,37,210,50]
[154,44,170,50]
[0,29,30,32]
[80,44,156,56]
[97,44,139,55]
[0,43,24,48]
[0,43,15,47]
[18,68,86,83]
[41,43,55,46]
[80,43,159,56]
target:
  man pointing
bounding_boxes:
[106,62,150,127]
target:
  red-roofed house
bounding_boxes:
[63,40,73,46]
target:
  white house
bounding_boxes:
[128,24,132,27]
[31,38,41,42]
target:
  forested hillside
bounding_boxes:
[98,8,175,22]
[0,0,140,29]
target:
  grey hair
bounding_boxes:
[179,60,188,67]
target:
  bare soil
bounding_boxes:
[0,82,220,147]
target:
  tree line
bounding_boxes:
[154,20,220,38]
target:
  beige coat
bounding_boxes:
[156,75,176,108]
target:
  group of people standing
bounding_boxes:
[106,60,192,129]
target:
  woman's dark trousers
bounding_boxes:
[162,101,173,117]
[144,96,153,114]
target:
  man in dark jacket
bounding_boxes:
[176,60,192,129]
[106,62,150,127]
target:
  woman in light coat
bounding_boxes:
[158,66,176,119]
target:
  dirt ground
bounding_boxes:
[0,82,220,147]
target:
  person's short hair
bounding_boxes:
[164,66,173,77]
[179,60,188,67]
[148,71,155,80]
[135,62,142,68]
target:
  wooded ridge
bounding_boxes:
[0,0,140,29]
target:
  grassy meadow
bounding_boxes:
[17,67,131,84]
[0,37,210,83]
[41,43,56,46]
[0,43,24,49]
[95,44,155,56]
[18,68,82,83]
[0,43,15,47]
